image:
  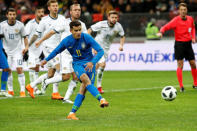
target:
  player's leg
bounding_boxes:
[189,60,197,88]
[174,42,185,92]
[51,63,64,100]
[7,56,14,95]
[62,57,78,103]
[96,56,106,93]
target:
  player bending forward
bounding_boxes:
[88,10,125,93]
[27,21,109,120]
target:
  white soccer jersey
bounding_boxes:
[60,18,87,40]
[36,14,66,49]
[0,20,26,55]
[91,20,124,50]
[25,19,42,56]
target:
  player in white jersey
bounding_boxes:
[88,10,125,93]
[0,8,29,97]
[25,6,45,95]
[25,0,65,100]
[35,3,87,104]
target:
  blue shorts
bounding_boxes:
[0,50,9,69]
[73,63,96,84]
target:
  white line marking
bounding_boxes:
[0,84,191,100]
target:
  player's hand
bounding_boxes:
[22,48,28,55]
[35,41,41,48]
[192,39,196,44]
[119,45,123,51]
[40,60,47,68]
[156,32,163,38]
[84,62,93,72]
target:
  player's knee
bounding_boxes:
[3,68,11,74]
[80,74,91,86]
[100,62,106,68]
[35,65,40,72]
[16,67,23,74]
[62,74,71,81]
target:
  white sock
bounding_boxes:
[53,83,59,93]
[18,73,25,92]
[97,67,104,87]
[30,73,48,88]
[7,73,13,91]
[45,73,62,86]
[64,80,77,100]
[29,69,35,83]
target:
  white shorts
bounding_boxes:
[7,51,23,68]
[60,50,74,74]
[28,54,40,68]
[43,47,60,69]
[98,49,109,64]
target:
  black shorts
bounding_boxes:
[174,41,195,60]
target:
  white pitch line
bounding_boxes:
[0,84,192,100]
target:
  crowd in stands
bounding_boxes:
[1,0,197,16]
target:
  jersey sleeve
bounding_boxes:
[90,22,102,32]
[118,24,125,37]
[20,23,27,37]
[25,22,32,36]
[0,23,3,35]
[160,17,177,34]
[82,22,87,33]
[85,34,104,64]
[36,19,45,35]
[45,38,68,61]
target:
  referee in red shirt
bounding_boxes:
[157,3,197,92]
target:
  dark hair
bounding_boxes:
[69,20,81,29]
[6,8,16,14]
[108,10,118,16]
[47,0,58,7]
[35,6,44,11]
[178,3,187,9]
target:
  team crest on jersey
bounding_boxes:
[15,29,19,33]
[81,42,86,49]
[56,57,59,61]
[63,67,67,70]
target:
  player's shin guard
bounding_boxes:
[7,73,13,91]
[64,80,77,100]
[18,73,25,92]
[191,68,197,86]
[97,67,104,87]
[30,73,48,88]
[86,84,102,101]
[52,83,59,93]
[177,68,183,88]
[1,71,9,91]
[45,74,62,85]
[71,94,85,113]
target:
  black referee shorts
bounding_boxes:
[174,41,195,61]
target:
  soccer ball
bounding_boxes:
[161,86,177,101]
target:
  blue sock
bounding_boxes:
[1,71,9,91]
[71,94,85,113]
[86,84,102,101]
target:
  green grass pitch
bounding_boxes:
[0,71,197,131]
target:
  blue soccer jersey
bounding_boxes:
[45,33,104,82]
[0,40,9,69]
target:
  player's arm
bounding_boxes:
[87,28,92,34]
[119,36,125,51]
[22,36,29,55]
[192,19,196,43]
[29,34,38,47]
[40,39,67,67]
[157,18,177,38]
[35,30,56,47]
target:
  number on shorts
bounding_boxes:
[17,59,22,65]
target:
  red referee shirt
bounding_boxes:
[160,15,195,42]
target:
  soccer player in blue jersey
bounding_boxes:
[0,39,12,97]
[26,20,109,120]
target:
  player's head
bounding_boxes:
[70,20,82,39]
[107,10,118,26]
[6,8,17,23]
[178,3,187,19]
[47,0,58,15]
[70,3,81,20]
[35,6,44,21]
